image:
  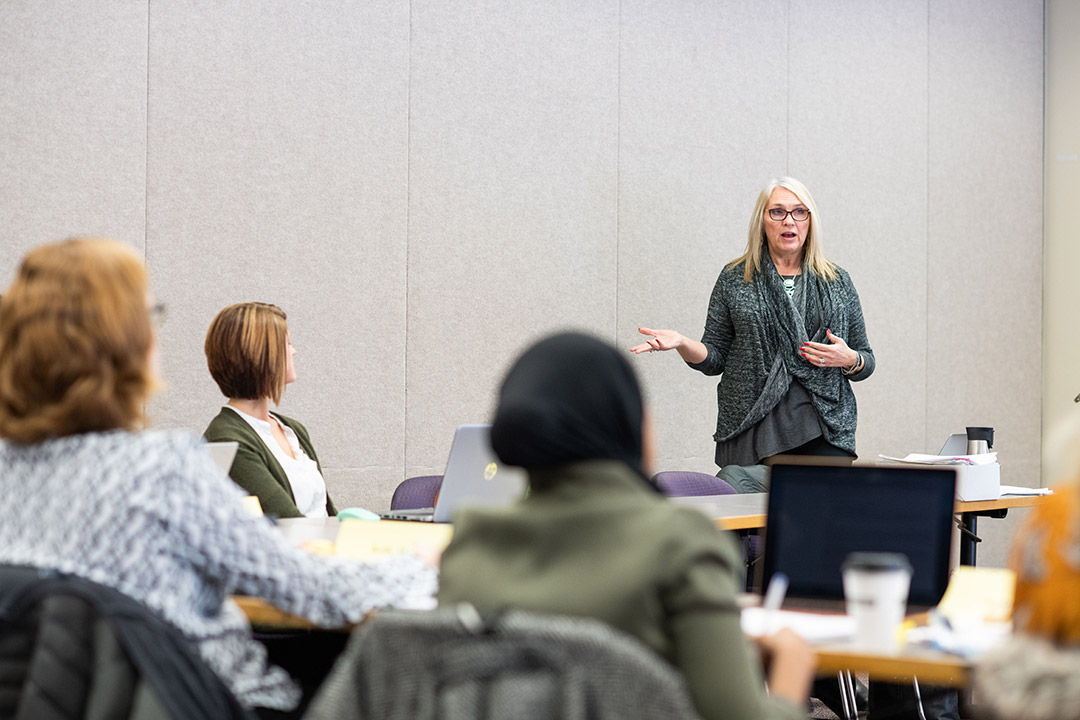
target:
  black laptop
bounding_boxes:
[759,461,957,612]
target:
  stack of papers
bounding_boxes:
[878,452,998,466]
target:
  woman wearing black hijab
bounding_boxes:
[438,332,813,720]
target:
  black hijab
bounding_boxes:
[490,332,651,486]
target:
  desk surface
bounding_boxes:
[242,497,1031,684]
[233,594,972,686]
[235,595,346,630]
[815,644,970,687]
[670,492,1050,531]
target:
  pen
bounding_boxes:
[763,572,789,633]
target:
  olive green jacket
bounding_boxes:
[438,459,803,720]
[204,407,336,518]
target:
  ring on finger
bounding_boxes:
[819,357,825,365]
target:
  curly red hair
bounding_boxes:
[0,238,154,443]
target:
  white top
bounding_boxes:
[0,430,437,711]
[224,405,329,518]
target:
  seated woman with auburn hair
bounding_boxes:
[204,302,335,518]
[0,238,435,719]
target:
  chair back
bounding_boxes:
[0,565,252,720]
[653,470,736,497]
[305,605,703,720]
[390,475,443,510]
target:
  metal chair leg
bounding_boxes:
[912,676,927,720]
[837,671,856,720]
[845,670,859,718]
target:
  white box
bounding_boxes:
[953,462,1000,501]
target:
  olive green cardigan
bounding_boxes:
[438,459,803,720]
[204,407,337,518]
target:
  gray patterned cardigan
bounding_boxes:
[0,430,436,711]
[688,260,874,456]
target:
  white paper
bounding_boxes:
[741,607,855,642]
[999,484,1053,496]
[878,452,998,466]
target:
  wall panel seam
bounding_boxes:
[785,0,790,173]
[404,0,413,483]
[144,0,151,259]
[615,0,622,340]
[924,0,931,450]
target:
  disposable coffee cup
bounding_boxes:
[841,552,913,653]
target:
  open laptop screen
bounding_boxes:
[761,462,957,608]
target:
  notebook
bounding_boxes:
[759,461,957,612]
[205,441,239,479]
[382,424,527,523]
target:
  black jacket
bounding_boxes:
[0,565,253,720]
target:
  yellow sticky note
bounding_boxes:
[937,566,1016,624]
[334,518,453,560]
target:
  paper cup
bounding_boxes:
[842,552,912,653]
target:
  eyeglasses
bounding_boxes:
[148,302,167,328]
[767,207,810,222]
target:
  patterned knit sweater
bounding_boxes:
[0,430,437,711]
[689,261,875,455]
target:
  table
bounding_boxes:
[234,595,346,630]
[815,645,969,688]
[670,492,1050,565]
[955,494,1048,565]
[233,595,973,688]
[243,496,1048,629]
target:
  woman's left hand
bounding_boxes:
[800,329,858,369]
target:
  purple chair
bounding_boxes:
[390,475,443,510]
[652,470,737,497]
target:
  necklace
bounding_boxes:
[781,273,798,297]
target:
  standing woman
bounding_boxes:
[204,302,336,518]
[631,177,874,466]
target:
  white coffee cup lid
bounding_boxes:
[842,551,912,573]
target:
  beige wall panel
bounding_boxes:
[618,0,787,473]
[145,0,410,510]
[405,0,620,476]
[1044,0,1080,463]
[0,2,147,271]
[788,0,930,462]
[928,0,1043,567]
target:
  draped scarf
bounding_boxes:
[724,252,851,441]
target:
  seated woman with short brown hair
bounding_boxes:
[204,302,336,518]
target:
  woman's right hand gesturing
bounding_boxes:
[630,327,709,365]
[630,327,684,354]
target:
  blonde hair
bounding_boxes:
[205,302,290,405]
[0,237,154,443]
[729,177,837,282]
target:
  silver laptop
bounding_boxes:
[383,424,527,523]
[938,433,968,456]
[205,441,239,479]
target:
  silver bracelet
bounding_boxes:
[843,351,861,375]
